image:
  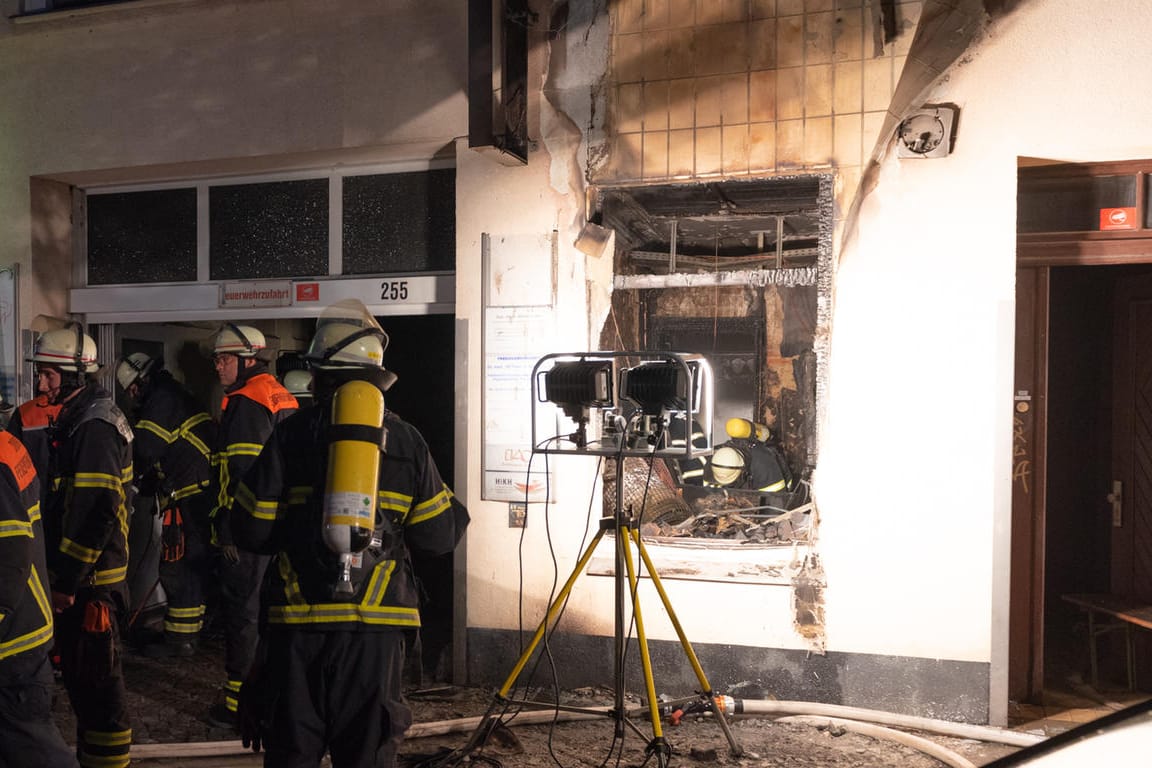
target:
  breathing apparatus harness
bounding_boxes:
[309,320,398,598]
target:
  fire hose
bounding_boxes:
[126,697,1043,763]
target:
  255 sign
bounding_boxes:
[380,280,409,301]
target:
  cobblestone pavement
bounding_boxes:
[48,628,1024,768]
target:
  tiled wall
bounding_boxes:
[599,0,919,194]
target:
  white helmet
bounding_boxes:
[116,352,159,391]
[305,299,388,369]
[709,445,746,487]
[28,326,99,373]
[281,368,313,397]
[214,324,266,358]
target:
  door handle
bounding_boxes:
[1107,480,1123,527]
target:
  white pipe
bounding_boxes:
[128,698,1041,760]
[777,716,976,768]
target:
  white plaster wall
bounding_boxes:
[819,0,1152,665]
[0,0,467,330]
[456,5,818,651]
[11,0,1152,700]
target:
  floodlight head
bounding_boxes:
[620,360,699,416]
[542,358,614,423]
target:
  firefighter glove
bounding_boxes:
[161,507,186,562]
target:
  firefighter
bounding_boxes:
[207,324,297,727]
[230,299,468,766]
[31,325,134,768]
[6,393,63,490]
[0,429,78,768]
[115,352,216,656]
[704,418,792,493]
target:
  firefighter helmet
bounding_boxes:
[27,326,99,373]
[214,324,266,357]
[305,299,388,369]
[709,445,747,487]
[282,368,313,397]
[116,352,159,391]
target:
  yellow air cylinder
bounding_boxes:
[725,417,770,442]
[323,380,386,592]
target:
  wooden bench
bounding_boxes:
[1062,593,1152,690]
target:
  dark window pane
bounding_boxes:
[1018,174,1137,232]
[209,179,328,280]
[647,316,763,447]
[87,189,197,285]
[1144,176,1152,229]
[20,0,136,14]
[343,169,456,275]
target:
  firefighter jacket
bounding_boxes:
[704,438,792,492]
[0,430,52,679]
[43,384,134,598]
[231,404,466,631]
[132,370,215,504]
[211,363,297,547]
[5,395,62,485]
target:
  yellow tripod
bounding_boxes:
[459,454,744,767]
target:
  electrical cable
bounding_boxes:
[448,435,610,768]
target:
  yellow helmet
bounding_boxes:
[306,299,388,369]
[27,326,99,373]
[214,324,266,357]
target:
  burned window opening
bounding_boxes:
[598,178,822,275]
[594,176,831,546]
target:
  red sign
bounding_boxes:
[1100,207,1138,230]
[295,282,320,302]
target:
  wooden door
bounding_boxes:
[1011,267,1048,700]
[1113,276,1152,601]
[1112,275,1152,688]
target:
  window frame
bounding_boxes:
[78,160,456,289]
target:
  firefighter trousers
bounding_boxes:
[0,654,78,768]
[55,589,131,768]
[259,629,410,768]
[216,548,270,701]
[157,492,212,640]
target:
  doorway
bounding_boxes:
[1013,263,1152,699]
[114,312,460,684]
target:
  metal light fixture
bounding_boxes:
[620,359,699,415]
[537,356,615,448]
[531,352,713,458]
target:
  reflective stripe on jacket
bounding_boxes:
[211,367,297,546]
[232,404,463,630]
[45,385,134,596]
[133,371,215,502]
[0,430,53,673]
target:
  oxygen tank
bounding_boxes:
[323,379,386,594]
[725,417,770,442]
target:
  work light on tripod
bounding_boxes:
[620,359,702,447]
[539,357,614,448]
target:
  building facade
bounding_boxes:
[3,0,1148,726]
